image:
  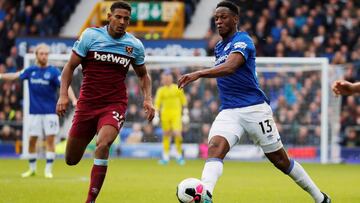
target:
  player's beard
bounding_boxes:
[116,26,125,35]
[110,25,125,38]
[37,58,48,67]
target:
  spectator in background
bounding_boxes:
[126,123,143,144]
[0,124,16,143]
[5,57,16,73]
[142,123,158,142]
[202,100,218,124]
[126,104,140,122]
[341,128,360,147]
[9,46,23,70]
[0,2,5,21]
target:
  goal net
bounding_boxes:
[22,54,343,163]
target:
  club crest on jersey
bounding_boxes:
[125,46,133,55]
[44,72,51,79]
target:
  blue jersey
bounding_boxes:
[214,31,269,110]
[19,65,61,114]
[72,26,145,108]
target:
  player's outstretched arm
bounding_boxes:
[332,80,360,96]
[178,52,244,88]
[133,64,155,122]
[0,71,21,81]
[57,52,82,116]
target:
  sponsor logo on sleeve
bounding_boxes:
[234,42,247,50]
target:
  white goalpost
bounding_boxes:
[22,54,342,164]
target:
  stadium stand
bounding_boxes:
[0,0,359,156]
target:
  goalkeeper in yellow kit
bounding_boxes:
[154,71,189,165]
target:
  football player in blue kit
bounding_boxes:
[0,43,77,178]
[178,1,330,203]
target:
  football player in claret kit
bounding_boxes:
[56,1,155,202]
[178,1,330,202]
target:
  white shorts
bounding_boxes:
[208,102,283,153]
[28,114,60,137]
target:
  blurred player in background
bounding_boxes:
[0,43,77,178]
[56,1,155,203]
[154,71,189,165]
[332,80,360,96]
[178,1,331,203]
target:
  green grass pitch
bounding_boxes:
[0,158,360,203]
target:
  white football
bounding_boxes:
[176,178,206,203]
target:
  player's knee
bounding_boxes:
[208,139,229,159]
[96,142,111,153]
[65,155,80,166]
[65,158,79,166]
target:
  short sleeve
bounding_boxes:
[19,67,32,80]
[52,67,61,87]
[72,28,93,57]
[230,36,253,61]
[133,39,145,66]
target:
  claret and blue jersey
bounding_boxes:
[19,65,61,114]
[72,26,145,107]
[72,26,145,66]
[214,31,269,110]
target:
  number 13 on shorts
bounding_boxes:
[257,118,280,141]
[259,119,273,134]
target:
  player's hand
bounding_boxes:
[143,99,155,122]
[178,71,201,89]
[332,80,354,96]
[56,95,69,117]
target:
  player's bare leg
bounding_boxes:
[159,130,171,165]
[174,130,185,165]
[44,134,56,178]
[65,135,93,165]
[265,148,331,203]
[21,136,38,177]
[86,125,118,203]
[201,135,230,202]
